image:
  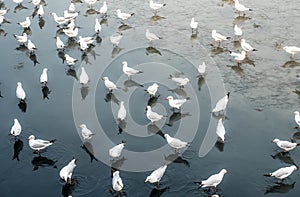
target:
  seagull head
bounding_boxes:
[17,82,22,87]
[291,165,297,170]
[153,83,159,88]
[79,124,86,129]
[27,135,35,140]
[272,139,280,143]
[164,134,170,139]
[102,76,108,81]
[116,9,121,14]
[165,96,173,100]
[294,111,300,115]
[220,169,228,174]
[121,61,127,66]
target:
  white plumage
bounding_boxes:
[283,46,300,59]
[63,27,78,38]
[79,124,95,141]
[59,158,77,183]
[99,1,107,15]
[212,30,230,44]
[265,165,297,181]
[13,33,27,45]
[170,76,190,87]
[117,101,126,121]
[145,29,161,42]
[198,62,206,76]
[40,68,48,84]
[199,169,227,191]
[146,83,159,97]
[234,24,242,36]
[122,61,143,78]
[95,18,102,34]
[27,39,36,53]
[190,17,198,32]
[68,3,76,13]
[272,139,298,152]
[28,135,55,152]
[110,34,122,46]
[116,9,134,21]
[63,10,79,20]
[216,118,225,143]
[241,39,256,52]
[164,134,190,150]
[18,17,31,28]
[212,92,230,113]
[229,51,246,63]
[109,142,125,158]
[294,111,300,127]
[146,105,163,123]
[165,96,187,110]
[16,82,26,101]
[10,118,21,137]
[234,0,252,15]
[64,54,78,66]
[51,12,70,26]
[37,5,44,17]
[103,77,118,92]
[149,0,166,12]
[112,171,123,192]
[56,36,64,50]
[79,67,89,85]
[145,164,167,184]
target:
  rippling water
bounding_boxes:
[1,0,300,196]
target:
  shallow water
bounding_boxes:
[1,0,300,196]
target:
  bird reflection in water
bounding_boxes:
[282,60,300,68]
[190,33,198,47]
[197,76,205,91]
[57,50,65,63]
[118,24,132,34]
[66,67,78,80]
[147,124,165,139]
[81,141,98,163]
[111,46,123,58]
[105,92,120,105]
[233,15,251,24]
[226,64,244,77]
[147,95,160,107]
[166,111,191,127]
[62,182,76,197]
[118,120,127,135]
[0,28,7,36]
[18,100,27,112]
[210,46,228,57]
[80,86,89,100]
[31,155,57,171]
[84,8,99,16]
[111,157,127,172]
[265,182,295,195]
[14,4,28,13]
[123,79,143,92]
[38,17,45,29]
[95,34,102,45]
[146,46,162,56]
[149,186,169,197]
[164,153,189,167]
[168,88,189,99]
[100,18,108,26]
[42,85,51,99]
[150,15,166,23]
[12,139,23,161]
[22,27,32,36]
[29,53,40,66]
[271,151,296,166]
[215,140,225,152]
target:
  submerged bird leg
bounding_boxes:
[214,186,217,192]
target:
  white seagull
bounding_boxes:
[146,83,159,97]
[79,67,89,85]
[18,16,31,29]
[27,39,37,53]
[145,163,167,185]
[13,33,27,45]
[63,27,78,38]
[216,118,226,143]
[190,17,198,34]
[63,10,79,20]
[56,36,64,50]
[0,9,9,16]
[60,158,77,184]
[99,1,107,16]
[40,68,48,84]
[146,105,164,123]
[149,0,166,15]
[241,39,257,53]
[145,29,162,43]
[234,24,243,36]
[212,92,230,113]
[264,165,297,182]
[16,82,26,101]
[51,12,70,26]
[27,135,56,153]
[164,134,191,151]
[211,30,230,46]
[79,124,95,141]
[10,118,22,137]
[85,0,97,8]
[112,171,123,193]
[95,18,102,34]
[122,61,143,79]
[234,0,253,16]
[197,169,228,192]
[272,139,299,152]
[109,142,125,159]
[68,3,76,12]
[198,62,206,76]
[102,77,118,92]
[294,111,300,127]
[64,54,78,66]
[165,96,187,110]
[283,46,300,59]
[37,5,44,17]
[117,101,126,121]
[110,33,122,46]
[116,9,134,22]
[170,76,190,87]
[229,51,246,64]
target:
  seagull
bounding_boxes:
[212,92,230,113]
[170,76,190,87]
[79,124,95,141]
[56,36,64,50]
[63,27,78,38]
[164,134,191,151]
[109,142,125,159]
[30,0,40,6]
[85,0,97,8]
[234,0,253,16]
[110,33,122,46]
[51,12,70,26]
[78,36,94,45]
[112,171,123,193]
[165,96,187,110]
[264,165,297,183]
[117,101,126,121]
[216,118,226,143]
[196,169,228,192]
[66,18,75,30]
[294,111,300,128]
[13,33,27,45]
[95,18,102,34]
[0,8,9,16]
[241,39,257,53]
[18,16,30,29]
[146,83,159,97]
[198,62,206,76]
[27,135,56,153]
[59,158,77,184]
[145,29,162,43]
[79,67,89,85]
[149,0,166,15]
[211,30,230,46]
[37,5,44,17]
[272,139,299,152]
[234,24,242,36]
[10,118,21,137]
[190,17,198,34]
[64,54,78,66]
[122,61,143,79]
[99,1,107,16]
[68,3,76,13]
[116,9,134,22]
[102,77,118,92]
[16,82,26,101]
[63,10,79,20]
[283,46,300,59]
[27,39,37,53]
[146,105,164,123]
[13,0,23,5]
[40,68,48,84]
[145,163,167,185]
[229,51,246,64]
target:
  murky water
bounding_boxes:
[1,0,300,196]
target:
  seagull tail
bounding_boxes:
[252,49,258,51]
[297,143,300,146]
[163,3,166,6]
[50,139,57,143]
[263,173,271,177]
[249,8,253,11]
[226,36,231,40]
[131,13,135,16]
[194,181,203,187]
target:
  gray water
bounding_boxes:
[1,0,300,196]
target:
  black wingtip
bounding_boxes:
[50,139,57,143]
[131,13,135,16]
[263,173,271,177]
[163,3,166,6]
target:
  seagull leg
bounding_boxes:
[214,186,216,192]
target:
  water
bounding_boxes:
[0,0,300,196]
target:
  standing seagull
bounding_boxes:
[122,61,143,79]
[56,36,64,50]
[190,17,198,34]
[112,171,123,194]
[241,39,257,53]
[145,29,162,44]
[196,169,228,192]
[10,118,22,137]
[102,77,118,92]
[94,18,102,34]
[110,33,122,46]
[170,76,190,88]
[60,158,77,184]
[234,24,243,37]
[146,83,159,97]
[272,139,299,152]
[117,101,126,121]
[145,163,167,185]
[79,124,95,141]
[40,68,48,85]
[99,1,107,16]
[234,0,253,16]
[79,67,89,85]
[37,5,44,17]
[264,165,297,183]
[164,134,191,151]
[211,30,230,46]
[18,16,31,29]
[27,39,37,54]
[165,96,187,110]
[64,54,78,66]
[16,82,26,101]
[116,9,134,23]
[109,142,125,159]
[216,118,226,143]
[229,51,246,64]
[211,92,230,114]
[13,33,28,45]
[146,106,164,124]
[27,135,56,153]
[149,0,166,16]
[294,111,300,128]
[283,46,300,59]
[198,62,206,77]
